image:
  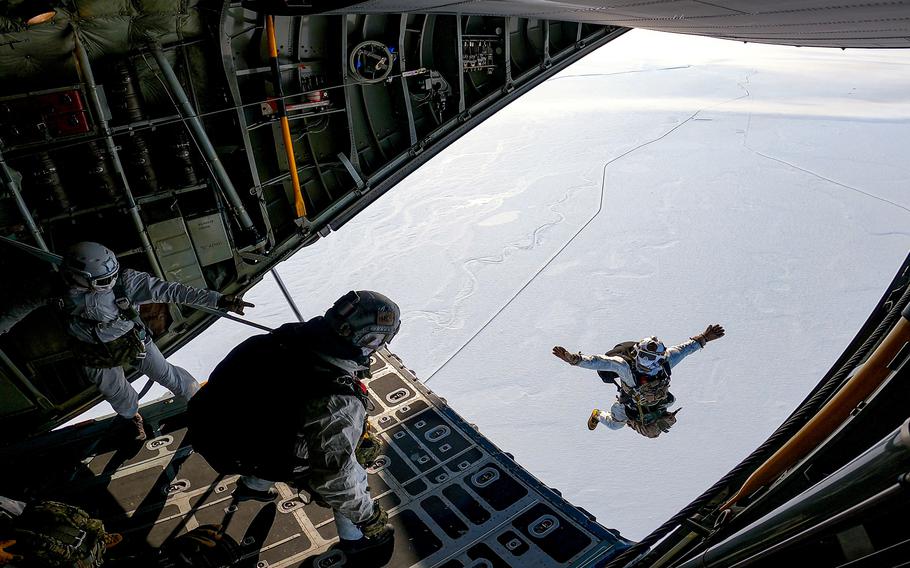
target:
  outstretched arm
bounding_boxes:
[552,345,581,365]
[553,345,633,383]
[121,269,253,314]
[666,324,725,368]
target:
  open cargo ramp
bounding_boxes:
[0,349,632,567]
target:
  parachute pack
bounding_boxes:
[596,342,679,438]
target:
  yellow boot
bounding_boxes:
[587,409,601,431]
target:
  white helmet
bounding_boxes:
[63,241,120,291]
[634,336,667,374]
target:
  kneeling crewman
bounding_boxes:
[187,290,400,556]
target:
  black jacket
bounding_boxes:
[188,318,369,481]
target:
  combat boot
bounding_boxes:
[587,409,601,431]
[336,530,394,566]
[233,481,279,503]
[132,413,147,441]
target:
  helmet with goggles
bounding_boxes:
[634,336,667,373]
[325,290,401,354]
[62,241,120,291]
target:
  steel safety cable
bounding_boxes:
[139,52,225,203]
[423,76,751,383]
[421,92,748,384]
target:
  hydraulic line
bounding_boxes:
[148,45,259,236]
[266,15,307,219]
[7,63,417,164]
[0,148,51,258]
[73,32,164,279]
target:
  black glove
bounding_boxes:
[355,502,391,540]
[552,346,581,365]
[217,294,254,315]
[692,324,725,346]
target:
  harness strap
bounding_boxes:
[325,373,369,409]
[272,329,371,409]
[113,276,147,342]
[635,398,647,425]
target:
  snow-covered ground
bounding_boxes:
[68,30,910,540]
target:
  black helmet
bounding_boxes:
[325,291,401,352]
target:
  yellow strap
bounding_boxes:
[265,15,307,218]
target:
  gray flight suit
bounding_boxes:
[0,268,222,418]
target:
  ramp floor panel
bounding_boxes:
[0,350,631,567]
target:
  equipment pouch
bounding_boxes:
[10,501,113,568]
[355,420,383,468]
[627,408,679,439]
[70,328,147,368]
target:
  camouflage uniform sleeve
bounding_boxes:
[576,354,637,388]
[302,395,374,524]
[120,269,221,308]
[576,354,627,372]
[666,338,702,370]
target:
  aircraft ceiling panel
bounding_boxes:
[324,0,910,47]
[386,1,741,19]
[577,1,747,19]
[323,1,576,18]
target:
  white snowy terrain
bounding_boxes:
[69,30,910,540]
